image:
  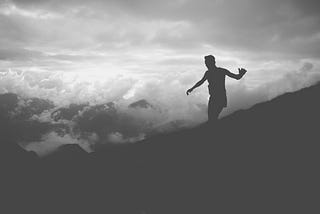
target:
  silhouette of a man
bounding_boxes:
[187,55,247,123]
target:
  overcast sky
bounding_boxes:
[1,0,320,119]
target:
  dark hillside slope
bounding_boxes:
[1,83,320,214]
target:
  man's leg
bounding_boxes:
[208,97,224,124]
[208,97,214,122]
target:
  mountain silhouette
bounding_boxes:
[1,82,320,214]
[0,93,54,120]
[129,99,154,109]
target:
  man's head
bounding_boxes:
[204,55,216,69]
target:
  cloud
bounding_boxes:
[107,132,145,144]
[2,60,320,126]
[1,0,319,61]
[223,62,320,116]
[1,0,319,95]
[2,62,320,156]
[267,62,320,98]
[0,48,44,61]
[300,62,314,72]
[0,69,137,105]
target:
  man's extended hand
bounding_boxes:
[186,88,193,95]
[238,68,247,75]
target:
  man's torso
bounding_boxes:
[206,67,226,96]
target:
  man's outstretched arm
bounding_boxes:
[225,68,247,80]
[186,72,207,95]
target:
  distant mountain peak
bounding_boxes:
[129,99,153,109]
